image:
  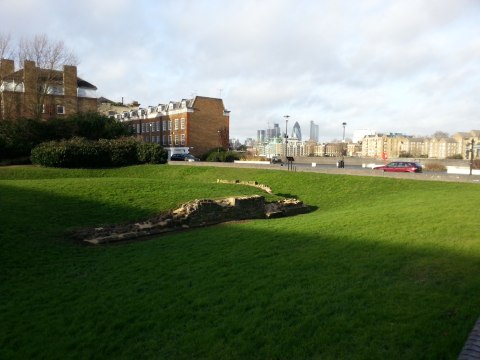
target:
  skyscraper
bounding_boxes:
[292,121,302,140]
[257,129,266,143]
[309,120,319,142]
[266,123,281,139]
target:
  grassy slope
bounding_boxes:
[1,165,479,359]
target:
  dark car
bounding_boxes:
[184,154,200,162]
[270,156,282,164]
[373,161,423,173]
[170,153,187,161]
[170,153,200,162]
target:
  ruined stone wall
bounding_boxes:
[216,179,272,193]
[71,195,311,245]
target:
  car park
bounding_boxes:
[373,161,423,173]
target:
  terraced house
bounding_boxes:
[0,58,97,120]
[100,96,230,158]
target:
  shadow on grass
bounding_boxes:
[1,183,480,360]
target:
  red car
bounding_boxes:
[373,161,423,173]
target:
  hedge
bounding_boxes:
[0,113,133,161]
[31,137,167,168]
[205,148,241,162]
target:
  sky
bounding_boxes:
[1,0,480,142]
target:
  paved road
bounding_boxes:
[169,161,480,184]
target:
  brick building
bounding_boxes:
[100,96,230,157]
[0,59,97,120]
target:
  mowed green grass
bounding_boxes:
[1,165,479,359]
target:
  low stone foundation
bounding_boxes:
[70,195,312,245]
[216,179,272,193]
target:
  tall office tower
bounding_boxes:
[309,120,319,142]
[257,129,266,143]
[292,121,302,140]
[266,123,281,140]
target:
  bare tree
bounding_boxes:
[17,34,77,70]
[0,33,12,60]
[0,33,13,120]
[16,34,78,119]
[432,131,449,139]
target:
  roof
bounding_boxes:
[2,67,97,90]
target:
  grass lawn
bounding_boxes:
[1,164,479,359]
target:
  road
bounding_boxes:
[169,160,480,184]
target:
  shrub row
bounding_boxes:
[423,162,447,172]
[0,113,133,160]
[204,148,241,162]
[31,137,167,168]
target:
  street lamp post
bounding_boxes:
[149,123,152,143]
[469,139,475,176]
[340,122,347,168]
[284,115,290,160]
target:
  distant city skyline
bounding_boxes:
[254,121,478,145]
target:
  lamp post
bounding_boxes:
[469,139,475,176]
[340,122,347,168]
[284,115,290,159]
[149,123,152,143]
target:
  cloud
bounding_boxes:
[1,0,480,141]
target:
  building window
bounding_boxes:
[174,135,179,145]
[168,120,172,130]
[163,135,167,145]
[56,105,65,115]
[142,123,146,133]
[181,134,185,145]
[163,120,167,130]
[175,119,179,130]
[181,118,185,129]
[168,135,172,144]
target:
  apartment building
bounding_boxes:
[453,131,480,159]
[427,138,459,159]
[0,59,97,120]
[101,96,230,157]
[360,131,479,159]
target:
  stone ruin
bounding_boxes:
[216,179,272,193]
[70,195,312,245]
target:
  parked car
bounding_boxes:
[170,153,200,162]
[373,161,423,173]
[184,154,200,162]
[270,156,282,164]
[170,153,186,161]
